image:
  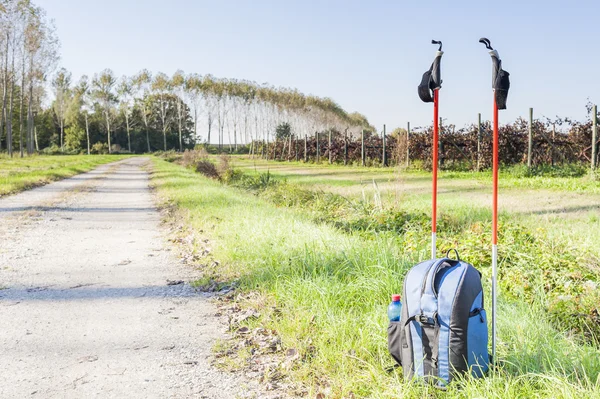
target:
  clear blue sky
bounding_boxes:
[38,0,600,131]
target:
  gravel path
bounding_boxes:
[0,158,244,398]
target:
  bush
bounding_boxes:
[64,126,84,151]
[155,150,180,162]
[217,154,231,176]
[221,167,244,184]
[181,149,209,168]
[506,163,588,178]
[41,144,63,155]
[230,171,278,191]
[195,159,221,180]
[41,144,78,155]
[91,142,109,154]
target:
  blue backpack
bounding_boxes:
[388,251,489,387]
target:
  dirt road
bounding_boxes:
[0,158,243,398]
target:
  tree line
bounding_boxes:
[40,69,376,155]
[0,2,374,156]
[0,0,58,157]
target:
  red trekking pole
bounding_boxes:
[418,40,444,259]
[479,37,510,366]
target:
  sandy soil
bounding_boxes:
[0,158,246,398]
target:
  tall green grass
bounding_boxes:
[151,158,600,398]
[233,157,600,193]
[0,154,132,196]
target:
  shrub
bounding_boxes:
[64,126,84,151]
[195,159,221,180]
[155,150,180,162]
[230,171,278,191]
[181,149,209,168]
[221,167,244,184]
[91,142,109,154]
[217,154,231,176]
[41,144,63,155]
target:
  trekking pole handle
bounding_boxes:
[479,38,493,50]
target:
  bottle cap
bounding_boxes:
[392,294,401,302]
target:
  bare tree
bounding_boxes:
[76,75,91,154]
[92,69,117,153]
[132,69,152,152]
[185,73,203,143]
[152,72,171,151]
[117,76,134,152]
[24,2,59,155]
[52,67,71,151]
[171,70,186,152]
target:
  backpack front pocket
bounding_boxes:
[467,309,489,377]
[387,321,403,366]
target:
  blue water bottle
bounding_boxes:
[388,294,402,321]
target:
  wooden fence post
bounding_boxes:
[477,113,481,171]
[551,123,556,166]
[316,132,320,163]
[304,134,308,162]
[406,122,410,168]
[295,135,299,162]
[361,129,365,166]
[344,129,348,166]
[528,107,533,168]
[328,130,332,164]
[593,105,598,171]
[382,124,387,166]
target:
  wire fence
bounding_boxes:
[250,108,600,172]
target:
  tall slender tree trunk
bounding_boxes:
[1,34,9,152]
[161,100,167,151]
[27,86,33,155]
[26,54,34,155]
[217,111,222,151]
[207,114,212,144]
[177,100,183,152]
[19,51,24,157]
[178,117,182,152]
[234,123,237,152]
[105,111,112,153]
[142,109,150,152]
[125,112,131,152]
[60,118,64,151]
[244,113,248,147]
[7,48,15,157]
[228,119,233,152]
[85,113,90,155]
[194,109,198,144]
[145,124,150,152]
[252,115,258,159]
[221,125,225,153]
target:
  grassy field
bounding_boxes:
[232,158,600,259]
[151,155,600,398]
[0,154,133,197]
